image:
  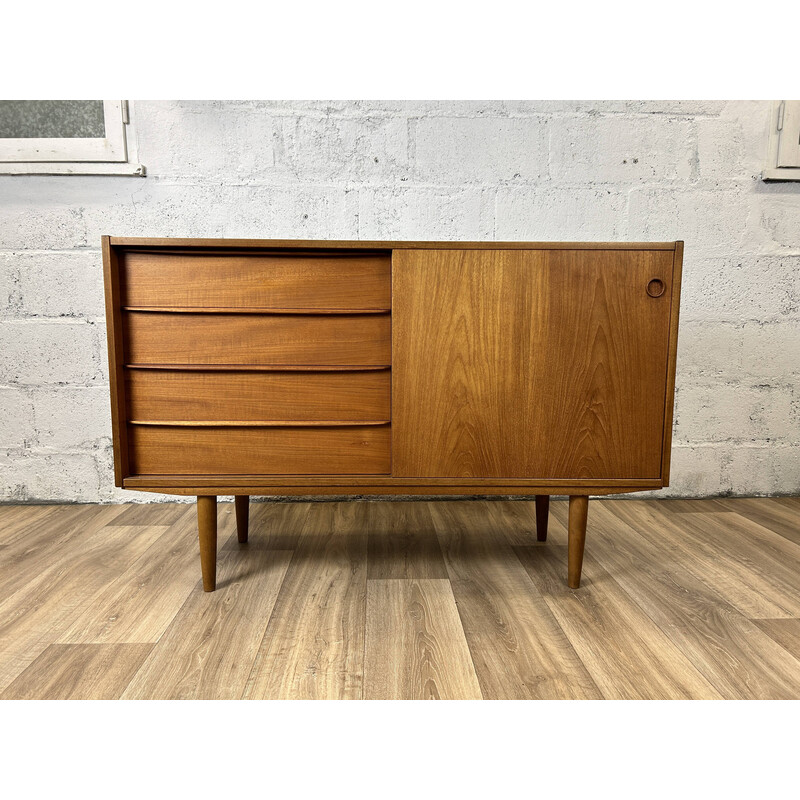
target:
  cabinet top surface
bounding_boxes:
[106,236,681,251]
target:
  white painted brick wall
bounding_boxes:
[1,99,798,501]
[413,117,548,182]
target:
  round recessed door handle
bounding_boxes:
[647,278,665,298]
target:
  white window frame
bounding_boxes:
[0,100,145,176]
[763,100,800,181]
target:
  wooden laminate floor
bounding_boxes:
[1,497,798,700]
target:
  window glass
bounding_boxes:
[0,100,105,138]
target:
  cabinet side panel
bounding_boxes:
[392,249,674,480]
[102,238,129,485]
[660,241,683,484]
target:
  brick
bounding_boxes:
[622,100,727,116]
[628,187,751,260]
[661,445,726,497]
[723,445,800,496]
[268,100,509,118]
[0,452,100,502]
[675,321,743,378]
[680,256,800,321]
[0,387,35,448]
[82,183,229,244]
[135,102,231,181]
[1,251,105,318]
[226,109,279,183]
[495,187,627,240]
[758,197,800,253]
[31,386,111,450]
[225,185,359,240]
[739,322,800,379]
[502,100,727,117]
[0,204,86,250]
[697,117,750,182]
[0,258,20,313]
[550,116,694,183]
[275,116,408,183]
[136,102,275,183]
[0,320,103,385]
[675,383,795,444]
[358,187,494,240]
[413,117,548,183]
[697,101,771,183]
[505,100,631,115]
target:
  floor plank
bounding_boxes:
[586,502,800,699]
[431,501,602,700]
[243,502,368,700]
[752,619,800,661]
[0,504,59,545]
[0,523,165,691]
[652,499,738,514]
[489,499,565,547]
[58,506,201,644]
[513,544,722,699]
[364,579,482,699]
[220,500,311,551]
[121,547,292,700]
[0,504,126,602]
[366,501,448,579]
[2,643,153,700]
[727,498,800,545]
[112,502,192,527]
[609,501,800,619]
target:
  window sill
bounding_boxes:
[762,167,800,182]
[0,161,146,176]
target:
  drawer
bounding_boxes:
[126,368,391,423]
[128,424,391,475]
[121,251,391,310]
[124,312,391,366]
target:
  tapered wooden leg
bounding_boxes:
[197,495,217,592]
[568,495,589,589]
[234,495,249,543]
[535,495,550,542]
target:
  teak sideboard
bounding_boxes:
[102,237,683,592]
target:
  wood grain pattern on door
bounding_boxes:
[392,249,674,479]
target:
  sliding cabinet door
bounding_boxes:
[392,248,675,480]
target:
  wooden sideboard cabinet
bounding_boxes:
[102,237,683,592]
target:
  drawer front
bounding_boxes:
[126,368,391,423]
[128,424,391,475]
[121,251,391,310]
[124,312,391,366]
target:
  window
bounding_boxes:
[763,100,800,181]
[0,100,144,175]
